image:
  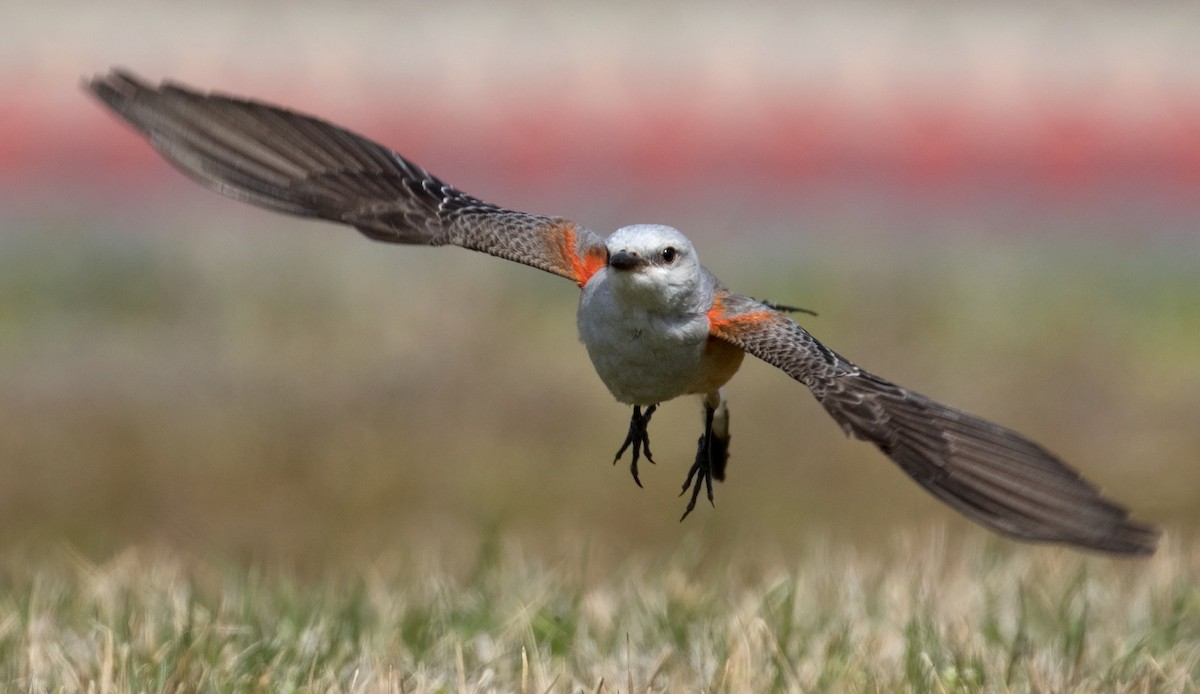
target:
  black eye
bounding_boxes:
[661,247,677,263]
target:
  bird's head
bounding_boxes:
[604,224,711,311]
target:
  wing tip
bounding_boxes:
[1092,518,1161,556]
[82,68,164,136]
[82,67,147,101]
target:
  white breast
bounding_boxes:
[577,269,713,405]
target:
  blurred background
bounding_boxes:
[2,1,1197,567]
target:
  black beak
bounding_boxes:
[609,250,645,271]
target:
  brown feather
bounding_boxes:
[85,69,606,282]
[711,293,1159,555]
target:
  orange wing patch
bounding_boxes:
[706,292,776,338]
[559,223,607,287]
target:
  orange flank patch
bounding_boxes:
[706,294,775,339]
[560,223,607,287]
[698,336,746,393]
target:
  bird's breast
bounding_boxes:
[577,280,739,405]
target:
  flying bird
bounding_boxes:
[85,69,1159,555]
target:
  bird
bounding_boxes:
[84,69,1160,555]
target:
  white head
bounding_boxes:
[603,224,712,312]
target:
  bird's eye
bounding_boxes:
[661,247,677,263]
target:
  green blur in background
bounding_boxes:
[1,198,1194,567]
[2,0,1199,568]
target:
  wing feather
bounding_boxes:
[85,69,607,285]
[709,290,1159,555]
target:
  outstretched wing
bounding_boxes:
[85,69,608,286]
[708,290,1160,555]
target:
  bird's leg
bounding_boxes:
[613,404,657,487]
[679,400,730,520]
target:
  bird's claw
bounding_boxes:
[679,432,716,521]
[614,404,657,488]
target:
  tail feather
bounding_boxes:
[708,391,731,481]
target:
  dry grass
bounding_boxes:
[3,533,1198,692]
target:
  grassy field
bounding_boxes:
[4,534,1198,692]
[1,199,1198,690]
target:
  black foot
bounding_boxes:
[679,404,729,520]
[614,404,657,487]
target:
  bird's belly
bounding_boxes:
[585,339,703,404]
[578,308,742,405]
